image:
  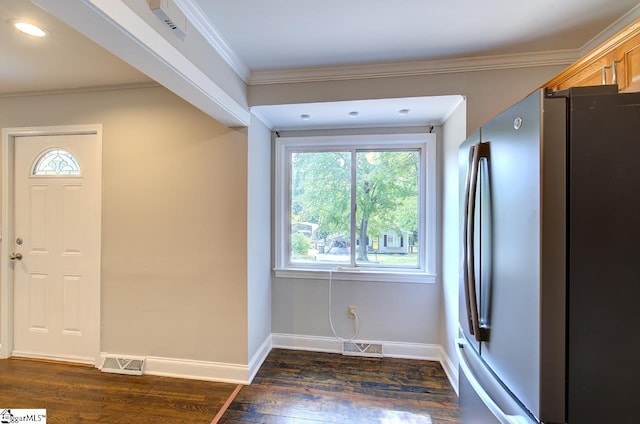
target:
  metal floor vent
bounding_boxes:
[342,342,383,358]
[101,356,146,376]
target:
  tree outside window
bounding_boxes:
[281,134,430,273]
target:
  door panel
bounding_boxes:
[458,338,536,424]
[29,185,50,252]
[479,91,543,420]
[13,134,100,363]
[62,184,85,253]
[567,91,640,423]
[28,273,48,331]
[62,274,82,334]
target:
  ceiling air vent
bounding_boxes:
[148,0,187,39]
[101,355,146,376]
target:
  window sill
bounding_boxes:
[273,268,437,284]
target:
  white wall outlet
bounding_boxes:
[348,305,357,320]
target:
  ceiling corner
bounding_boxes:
[173,0,251,82]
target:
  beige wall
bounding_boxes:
[0,86,249,364]
[249,65,566,137]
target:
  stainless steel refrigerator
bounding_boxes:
[457,85,640,424]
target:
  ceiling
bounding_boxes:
[0,1,150,95]
[252,96,466,131]
[1,0,639,129]
[193,0,640,71]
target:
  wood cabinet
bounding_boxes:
[546,19,640,93]
[614,31,640,92]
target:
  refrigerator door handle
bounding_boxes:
[462,145,476,335]
[456,339,532,424]
[466,142,490,342]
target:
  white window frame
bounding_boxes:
[274,133,437,284]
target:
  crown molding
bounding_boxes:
[173,0,251,82]
[0,82,161,99]
[579,4,640,56]
[248,50,580,85]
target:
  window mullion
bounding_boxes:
[350,149,357,267]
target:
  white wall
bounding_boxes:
[272,277,441,344]
[247,114,272,363]
[440,99,467,384]
[120,0,248,109]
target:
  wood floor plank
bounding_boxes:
[0,358,237,424]
[219,349,459,424]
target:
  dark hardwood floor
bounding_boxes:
[219,349,459,424]
[0,358,238,423]
[0,349,459,424]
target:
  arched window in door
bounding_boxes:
[32,148,81,176]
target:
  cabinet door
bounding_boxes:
[552,53,614,91]
[544,19,640,93]
[614,32,640,92]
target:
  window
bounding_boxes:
[32,148,81,176]
[275,133,436,283]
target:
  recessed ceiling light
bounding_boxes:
[300,114,311,120]
[398,109,410,115]
[348,111,359,117]
[11,21,47,37]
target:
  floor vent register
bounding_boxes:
[342,342,383,358]
[101,355,146,376]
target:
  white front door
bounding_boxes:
[12,133,101,364]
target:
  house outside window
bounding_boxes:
[275,133,437,283]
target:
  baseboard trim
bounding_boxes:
[439,346,459,395]
[382,340,442,360]
[272,333,441,359]
[272,333,342,353]
[12,350,97,366]
[98,335,273,386]
[247,334,272,383]
[99,352,250,384]
[96,335,459,393]
[271,333,458,393]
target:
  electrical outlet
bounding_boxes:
[348,305,356,320]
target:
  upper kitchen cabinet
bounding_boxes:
[546,18,640,93]
[613,30,640,92]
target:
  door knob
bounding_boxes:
[9,252,23,261]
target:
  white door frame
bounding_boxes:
[0,124,102,365]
